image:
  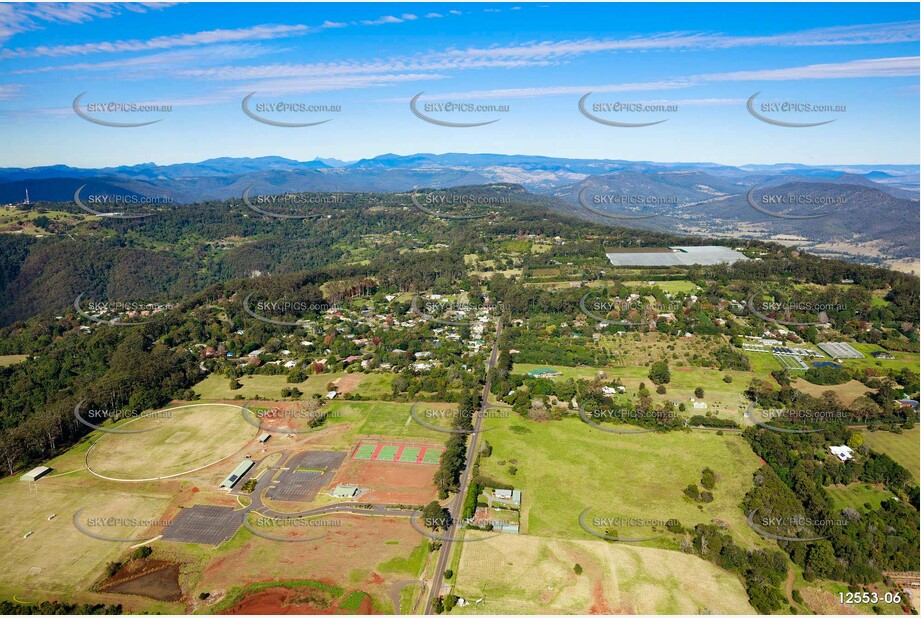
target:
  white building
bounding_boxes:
[829,445,854,462]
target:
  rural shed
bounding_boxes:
[20,466,51,482]
[258,433,271,443]
[219,460,255,490]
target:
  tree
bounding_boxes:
[694,386,704,399]
[648,361,671,385]
[573,563,583,575]
[656,385,666,394]
[701,467,716,490]
[421,501,451,531]
[847,432,864,449]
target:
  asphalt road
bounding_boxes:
[423,317,503,614]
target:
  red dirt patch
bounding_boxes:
[589,580,612,614]
[219,588,337,615]
[334,458,437,504]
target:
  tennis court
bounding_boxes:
[351,441,444,465]
[422,448,443,464]
[399,446,421,462]
[354,443,377,460]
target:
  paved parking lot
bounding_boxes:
[265,450,345,502]
[161,505,243,546]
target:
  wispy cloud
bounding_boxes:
[0,23,311,60]
[7,44,277,76]
[0,3,175,45]
[411,56,920,101]
[0,84,21,101]
[175,22,919,84]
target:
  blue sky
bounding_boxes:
[0,2,918,167]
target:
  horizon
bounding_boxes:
[1,3,918,168]
[5,151,920,171]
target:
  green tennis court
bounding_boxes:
[399,447,421,463]
[377,445,399,461]
[354,444,377,460]
[422,448,443,464]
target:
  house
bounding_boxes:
[493,488,522,507]
[601,386,626,396]
[895,399,919,410]
[871,351,894,360]
[829,445,854,462]
[528,368,561,378]
[692,401,708,410]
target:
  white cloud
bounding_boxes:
[8,44,275,76]
[360,15,405,26]
[0,3,174,45]
[0,24,311,60]
[413,56,920,101]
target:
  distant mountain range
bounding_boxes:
[1,153,917,263]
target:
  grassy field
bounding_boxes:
[330,400,452,441]
[86,403,256,480]
[451,532,753,614]
[478,415,767,548]
[826,483,894,512]
[845,343,921,374]
[513,361,750,421]
[622,279,700,294]
[0,465,174,601]
[793,378,873,406]
[0,354,27,367]
[862,428,920,481]
[193,371,397,401]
